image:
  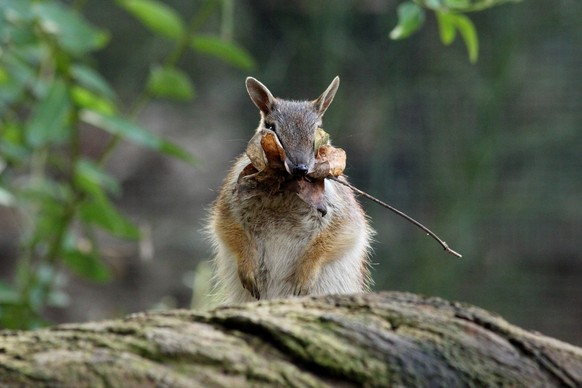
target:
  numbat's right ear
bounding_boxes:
[246,77,276,116]
[313,76,340,116]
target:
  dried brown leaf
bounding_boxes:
[246,131,267,171]
[245,130,287,172]
[309,145,346,179]
[237,130,344,215]
[260,130,286,169]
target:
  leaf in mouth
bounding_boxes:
[236,129,346,215]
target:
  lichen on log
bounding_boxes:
[0,292,580,387]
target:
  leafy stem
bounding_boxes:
[97,0,220,166]
[391,0,520,63]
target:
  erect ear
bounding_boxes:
[313,76,340,116]
[246,77,276,115]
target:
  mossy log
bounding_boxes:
[0,292,580,387]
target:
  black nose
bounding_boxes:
[292,164,309,177]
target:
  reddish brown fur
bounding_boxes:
[207,77,373,304]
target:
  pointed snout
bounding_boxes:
[284,160,310,178]
[292,164,309,177]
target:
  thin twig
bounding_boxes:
[329,176,462,258]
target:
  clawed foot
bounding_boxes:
[292,282,309,297]
[238,268,261,300]
[286,271,315,297]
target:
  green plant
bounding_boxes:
[390,0,521,63]
[0,0,253,329]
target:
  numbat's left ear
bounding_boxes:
[313,76,340,116]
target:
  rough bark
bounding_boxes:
[0,292,580,387]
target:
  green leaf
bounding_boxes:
[443,0,520,12]
[80,110,198,165]
[0,122,29,163]
[79,191,140,239]
[0,0,35,22]
[71,64,117,101]
[62,248,111,283]
[0,53,35,108]
[444,0,471,8]
[81,110,157,149]
[34,2,108,55]
[389,1,426,40]
[0,281,19,304]
[434,11,479,63]
[159,140,197,163]
[0,187,15,207]
[74,159,121,197]
[18,178,72,205]
[71,86,117,115]
[147,66,195,101]
[18,179,72,248]
[423,0,443,10]
[453,14,479,63]
[191,35,256,70]
[26,79,71,148]
[0,66,8,84]
[118,0,185,40]
[47,289,70,308]
[436,11,456,45]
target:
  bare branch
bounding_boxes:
[329,176,462,258]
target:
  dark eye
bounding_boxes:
[264,121,275,131]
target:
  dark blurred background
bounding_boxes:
[2,0,581,345]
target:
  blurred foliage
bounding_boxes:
[391,0,521,62]
[0,0,252,329]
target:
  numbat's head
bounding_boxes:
[245,76,340,178]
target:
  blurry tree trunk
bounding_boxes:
[0,292,580,387]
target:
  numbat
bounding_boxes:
[208,77,373,304]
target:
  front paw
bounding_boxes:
[292,281,310,297]
[238,268,261,300]
[286,271,315,297]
